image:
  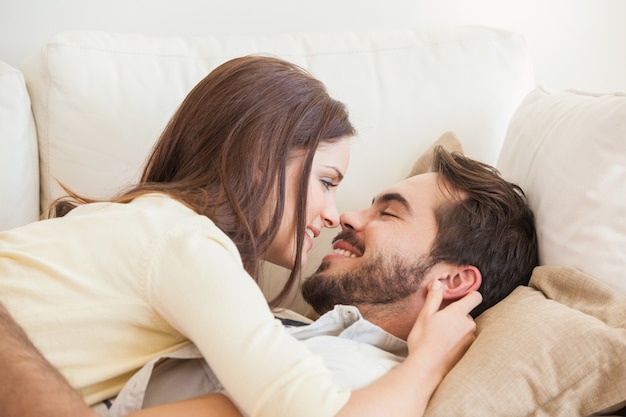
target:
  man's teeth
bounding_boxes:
[306,229,314,239]
[333,248,358,258]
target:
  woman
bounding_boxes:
[0,56,479,417]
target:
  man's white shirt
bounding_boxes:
[109,305,406,417]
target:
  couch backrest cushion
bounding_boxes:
[497,87,626,295]
[21,27,534,293]
[0,61,39,230]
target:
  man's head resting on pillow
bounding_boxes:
[303,144,538,340]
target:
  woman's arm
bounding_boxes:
[126,394,243,417]
[151,229,351,417]
[0,302,98,417]
[132,280,480,417]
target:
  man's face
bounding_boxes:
[302,173,453,314]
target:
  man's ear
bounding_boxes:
[440,265,482,300]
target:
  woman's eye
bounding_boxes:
[321,179,337,191]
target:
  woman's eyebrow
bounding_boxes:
[325,165,344,181]
[371,192,413,214]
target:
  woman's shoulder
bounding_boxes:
[131,194,241,258]
[64,193,228,243]
[131,194,221,230]
[130,193,195,213]
[65,193,199,226]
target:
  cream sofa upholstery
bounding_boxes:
[2,26,534,284]
[1,26,624,416]
[0,61,39,230]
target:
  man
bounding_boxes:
[106,146,537,416]
[0,147,538,416]
[302,145,538,337]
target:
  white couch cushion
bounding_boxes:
[497,87,626,294]
[0,61,39,230]
[23,27,533,215]
[21,27,534,307]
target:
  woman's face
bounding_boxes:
[263,137,351,269]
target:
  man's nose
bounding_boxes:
[340,210,364,231]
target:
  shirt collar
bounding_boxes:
[287,305,408,356]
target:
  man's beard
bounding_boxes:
[301,237,434,315]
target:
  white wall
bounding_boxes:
[411,0,626,93]
[1,0,625,92]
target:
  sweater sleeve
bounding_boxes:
[146,217,350,417]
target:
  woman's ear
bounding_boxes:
[440,265,482,301]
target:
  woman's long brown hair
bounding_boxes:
[49,55,355,307]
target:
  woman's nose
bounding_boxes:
[321,200,340,228]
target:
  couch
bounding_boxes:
[1,25,624,416]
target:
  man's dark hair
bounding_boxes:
[429,146,539,317]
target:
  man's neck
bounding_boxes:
[356,296,422,341]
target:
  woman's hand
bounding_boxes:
[338,280,483,417]
[406,279,482,382]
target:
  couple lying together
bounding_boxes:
[0,55,537,417]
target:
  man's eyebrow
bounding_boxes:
[371,192,413,214]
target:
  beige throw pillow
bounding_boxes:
[424,265,626,417]
[408,131,464,177]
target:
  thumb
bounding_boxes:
[421,279,444,316]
